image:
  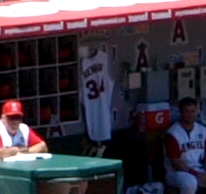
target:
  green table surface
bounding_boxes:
[0,154,123,179]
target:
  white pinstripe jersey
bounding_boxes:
[81,50,114,141]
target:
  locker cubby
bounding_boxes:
[60,94,79,122]
[58,35,77,63]
[0,73,17,100]
[22,99,38,126]
[17,40,36,67]
[39,67,57,95]
[19,70,37,97]
[0,34,79,129]
[40,97,58,125]
[0,42,16,71]
[38,37,57,65]
[59,64,78,92]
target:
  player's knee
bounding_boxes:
[180,173,198,191]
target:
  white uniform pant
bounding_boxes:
[166,171,198,194]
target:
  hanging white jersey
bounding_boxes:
[81,50,114,141]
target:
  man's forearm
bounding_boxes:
[0,141,48,158]
[28,142,48,153]
[0,147,19,158]
[171,158,200,176]
[171,158,191,172]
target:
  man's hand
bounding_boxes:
[16,146,29,154]
[197,173,206,187]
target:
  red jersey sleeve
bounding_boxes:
[0,136,3,147]
[164,134,181,158]
[28,128,44,147]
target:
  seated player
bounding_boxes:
[0,99,88,194]
[164,97,206,194]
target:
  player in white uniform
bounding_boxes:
[164,97,206,194]
[81,49,114,143]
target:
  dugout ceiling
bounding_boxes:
[0,0,206,39]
